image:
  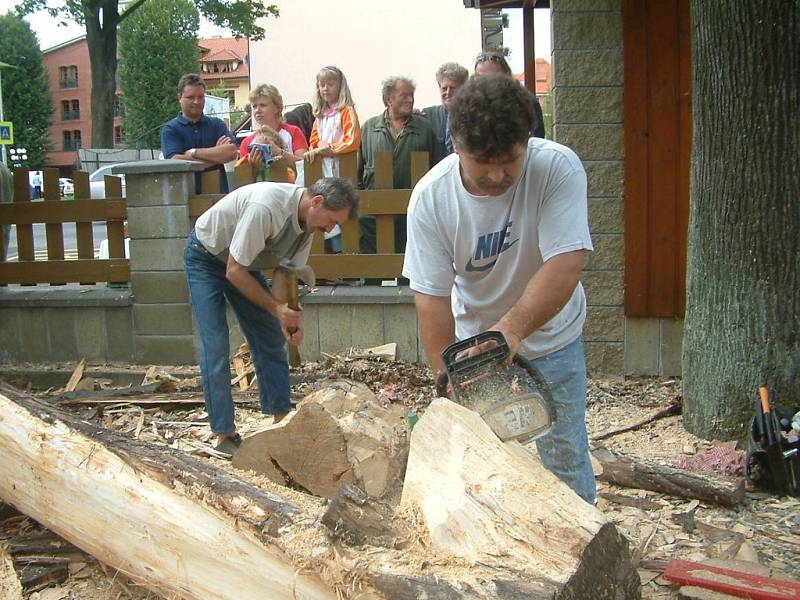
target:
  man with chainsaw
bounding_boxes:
[184,178,359,456]
[402,74,596,503]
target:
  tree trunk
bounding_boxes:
[85,1,119,148]
[682,2,800,439]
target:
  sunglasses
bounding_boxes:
[476,54,505,65]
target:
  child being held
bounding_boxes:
[236,125,296,183]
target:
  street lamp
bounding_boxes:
[8,147,27,168]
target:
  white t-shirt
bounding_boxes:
[402,137,593,359]
[195,182,312,270]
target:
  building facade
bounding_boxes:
[42,36,124,173]
[198,37,250,112]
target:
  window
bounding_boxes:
[59,65,78,88]
[114,125,125,145]
[61,99,80,120]
[63,129,82,151]
[113,96,124,117]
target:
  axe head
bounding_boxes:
[277,258,316,288]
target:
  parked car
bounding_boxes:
[59,178,74,197]
[89,164,126,198]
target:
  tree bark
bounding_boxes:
[85,1,120,148]
[683,3,800,438]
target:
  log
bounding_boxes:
[593,446,746,507]
[401,398,641,599]
[321,482,398,547]
[1,381,643,599]
[0,381,336,600]
[233,381,408,501]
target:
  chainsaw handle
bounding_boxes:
[435,371,450,398]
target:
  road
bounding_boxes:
[5,222,111,260]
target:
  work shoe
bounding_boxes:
[214,433,242,458]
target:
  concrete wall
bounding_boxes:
[552,0,683,376]
[248,0,482,119]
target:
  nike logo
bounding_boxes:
[465,221,519,272]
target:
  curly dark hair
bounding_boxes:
[449,74,536,160]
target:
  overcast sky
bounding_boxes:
[0,1,551,65]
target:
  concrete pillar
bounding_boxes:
[112,160,205,365]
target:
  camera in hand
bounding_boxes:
[248,143,275,166]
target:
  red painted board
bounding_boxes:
[664,559,800,600]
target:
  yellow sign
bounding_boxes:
[0,121,12,145]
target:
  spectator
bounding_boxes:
[474,50,546,139]
[422,62,469,160]
[236,125,296,183]
[284,103,315,144]
[307,66,361,253]
[161,73,238,194]
[403,75,595,503]
[358,76,439,254]
[239,83,308,165]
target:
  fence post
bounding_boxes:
[112,160,206,365]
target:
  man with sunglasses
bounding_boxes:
[474,50,546,139]
[402,75,595,504]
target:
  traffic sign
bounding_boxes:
[0,121,12,145]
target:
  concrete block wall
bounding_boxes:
[0,287,134,363]
[117,161,203,365]
[552,0,683,376]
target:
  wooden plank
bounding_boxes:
[106,220,125,261]
[73,170,90,200]
[0,199,127,224]
[11,169,34,263]
[103,174,124,199]
[188,195,222,219]
[268,157,291,183]
[201,169,221,194]
[310,231,325,254]
[64,359,86,392]
[340,219,359,254]
[358,189,411,214]
[646,0,681,316]
[623,0,650,316]
[0,259,130,285]
[522,3,536,93]
[339,152,358,184]
[374,150,393,189]
[234,160,255,189]
[307,254,404,278]
[44,167,65,268]
[410,151,429,186]
[42,168,60,201]
[376,215,396,254]
[663,559,800,600]
[304,155,324,185]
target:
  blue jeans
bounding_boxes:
[517,337,596,503]
[184,231,291,435]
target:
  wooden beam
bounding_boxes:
[0,259,129,285]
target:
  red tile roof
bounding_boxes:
[513,58,552,94]
[198,37,249,81]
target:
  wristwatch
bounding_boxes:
[188,148,197,159]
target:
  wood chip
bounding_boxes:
[63,359,86,393]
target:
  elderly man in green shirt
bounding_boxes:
[358,76,440,254]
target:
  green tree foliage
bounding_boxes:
[14,0,278,148]
[118,0,200,149]
[0,13,52,168]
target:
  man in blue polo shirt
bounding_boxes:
[161,73,238,193]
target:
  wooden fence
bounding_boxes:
[0,150,427,286]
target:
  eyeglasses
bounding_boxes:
[476,54,505,65]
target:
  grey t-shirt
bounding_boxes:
[195,182,311,270]
[402,137,593,358]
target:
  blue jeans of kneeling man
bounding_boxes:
[184,230,291,435]
[516,336,596,504]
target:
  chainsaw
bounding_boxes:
[435,332,555,444]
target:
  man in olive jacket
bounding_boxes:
[358,76,440,254]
